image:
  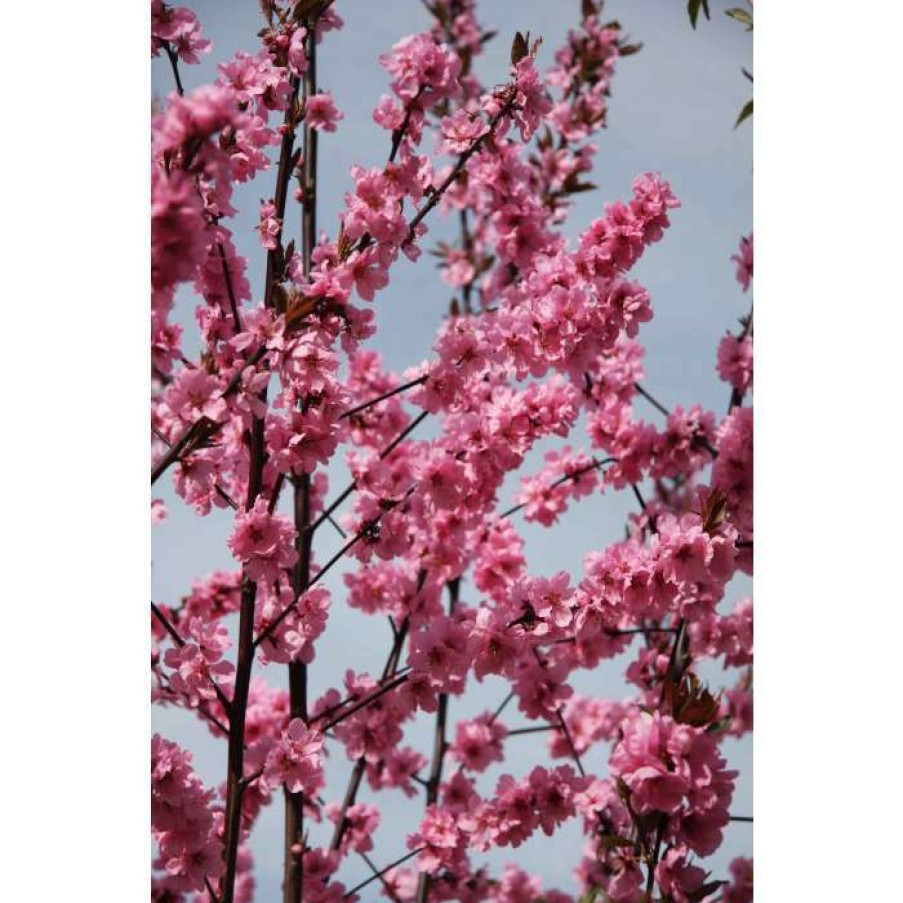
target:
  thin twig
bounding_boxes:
[306,412,428,536]
[507,724,558,736]
[151,603,233,716]
[555,707,586,777]
[339,375,427,421]
[498,457,617,519]
[633,382,670,417]
[345,848,423,900]
[254,488,415,649]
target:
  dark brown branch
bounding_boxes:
[344,848,423,899]
[388,87,426,164]
[284,17,321,897]
[555,707,586,777]
[414,579,458,903]
[216,241,244,334]
[264,70,304,310]
[633,382,670,417]
[151,420,205,485]
[151,603,233,716]
[205,878,222,903]
[489,690,515,725]
[254,488,415,650]
[339,375,427,421]
[498,456,617,519]
[153,669,230,736]
[406,93,516,244]
[306,411,428,536]
[330,758,367,851]
[151,345,268,485]
[151,602,185,647]
[507,724,558,736]
[319,669,411,732]
[163,44,185,96]
[152,426,238,509]
[220,577,259,903]
[633,384,718,457]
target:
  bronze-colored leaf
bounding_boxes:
[284,293,318,329]
[666,672,722,727]
[337,226,355,263]
[271,283,290,315]
[511,31,529,65]
[701,487,729,535]
[581,0,597,21]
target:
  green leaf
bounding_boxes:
[734,98,753,128]
[687,0,711,29]
[725,7,754,29]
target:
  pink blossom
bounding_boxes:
[731,233,753,291]
[264,718,325,796]
[227,499,298,585]
[439,108,487,154]
[151,1,211,64]
[408,805,462,872]
[449,713,508,772]
[288,27,308,75]
[151,734,223,893]
[717,333,753,394]
[257,199,282,251]
[305,92,343,132]
[722,857,754,903]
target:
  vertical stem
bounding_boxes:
[459,209,474,315]
[302,30,318,274]
[330,758,367,851]
[221,579,256,901]
[221,416,267,903]
[284,18,319,903]
[284,473,312,903]
[414,578,459,903]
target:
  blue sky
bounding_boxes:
[152,1,752,897]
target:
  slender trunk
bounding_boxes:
[221,415,267,903]
[284,18,319,901]
[414,579,458,903]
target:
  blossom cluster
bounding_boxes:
[150,1,753,901]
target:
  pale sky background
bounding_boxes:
[152,1,752,897]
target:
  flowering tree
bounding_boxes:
[150,2,753,902]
